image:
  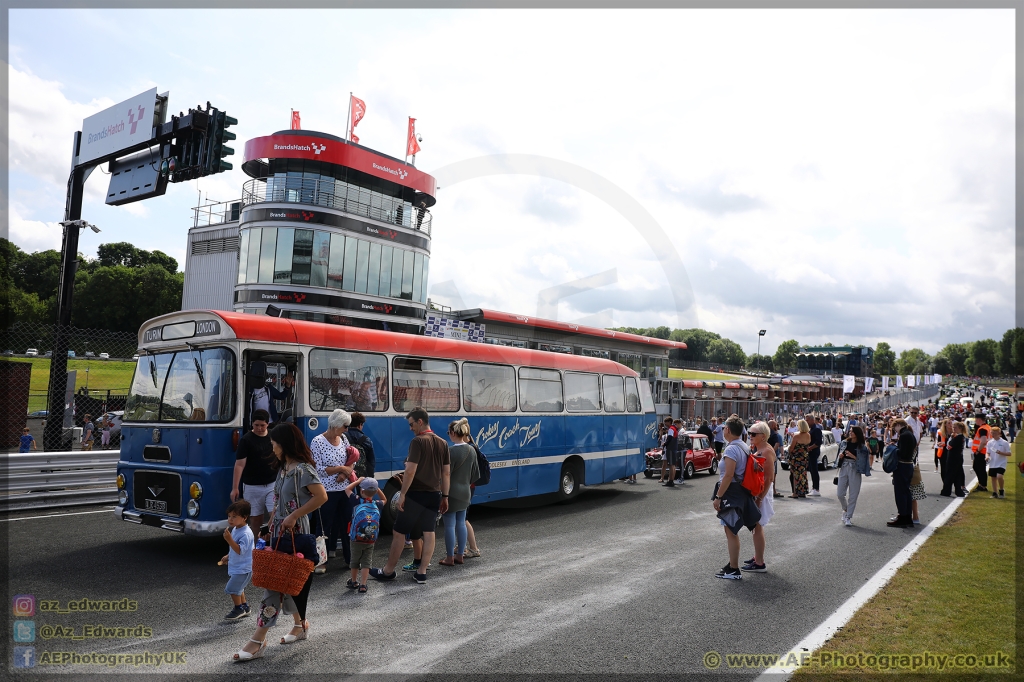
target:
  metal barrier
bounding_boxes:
[1,450,119,512]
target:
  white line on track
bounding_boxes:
[0,508,116,523]
[755,477,979,681]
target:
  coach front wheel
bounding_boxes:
[557,461,583,501]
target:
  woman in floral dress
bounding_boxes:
[234,423,327,662]
[788,419,811,498]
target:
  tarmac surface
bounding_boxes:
[5,430,971,678]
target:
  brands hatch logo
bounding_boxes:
[365,226,398,240]
[127,105,145,135]
[301,211,314,221]
[86,105,146,145]
[361,303,394,314]
[372,162,409,180]
[293,293,306,303]
[272,141,326,154]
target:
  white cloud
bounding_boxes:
[9,203,63,252]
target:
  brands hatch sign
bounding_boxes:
[79,88,160,165]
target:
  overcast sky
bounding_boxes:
[6,8,1014,356]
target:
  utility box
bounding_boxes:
[105,148,168,206]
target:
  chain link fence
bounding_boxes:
[1,322,139,452]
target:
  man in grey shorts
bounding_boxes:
[231,409,277,536]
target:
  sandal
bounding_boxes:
[234,638,266,661]
[281,620,309,645]
[358,584,367,594]
[346,579,359,589]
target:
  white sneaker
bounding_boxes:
[844,518,853,526]
[840,514,847,523]
[809,490,821,497]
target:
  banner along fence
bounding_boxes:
[1,322,139,452]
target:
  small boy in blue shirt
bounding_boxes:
[346,478,385,594]
[220,500,254,620]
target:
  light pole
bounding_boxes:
[756,330,766,373]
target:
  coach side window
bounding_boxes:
[519,368,563,412]
[463,363,516,412]
[602,375,624,412]
[393,357,460,413]
[564,372,601,412]
[308,349,388,412]
[624,377,642,413]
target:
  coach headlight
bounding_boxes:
[116,474,125,490]
[186,499,200,518]
[190,482,203,500]
[118,490,129,506]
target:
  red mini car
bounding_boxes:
[680,431,718,478]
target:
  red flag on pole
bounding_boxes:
[351,133,359,144]
[349,95,366,140]
[406,117,421,158]
[290,110,301,130]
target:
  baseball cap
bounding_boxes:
[359,478,379,491]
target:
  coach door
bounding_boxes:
[242,348,302,429]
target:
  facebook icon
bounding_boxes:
[13,646,36,668]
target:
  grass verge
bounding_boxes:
[15,358,137,412]
[794,443,1017,679]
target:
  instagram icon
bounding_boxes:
[12,595,35,617]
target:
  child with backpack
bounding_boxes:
[346,477,386,593]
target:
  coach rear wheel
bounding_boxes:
[683,462,695,480]
[557,461,583,501]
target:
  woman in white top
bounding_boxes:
[985,427,1011,498]
[309,409,356,574]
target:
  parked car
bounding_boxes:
[84,351,95,357]
[3,350,13,356]
[28,410,48,418]
[67,350,76,358]
[132,354,140,361]
[99,352,110,359]
[680,432,718,478]
[780,430,839,470]
[43,350,52,357]
[643,431,719,479]
[25,348,38,356]
[100,411,124,439]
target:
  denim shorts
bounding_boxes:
[225,572,251,595]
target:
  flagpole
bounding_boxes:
[345,93,351,141]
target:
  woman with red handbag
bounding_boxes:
[235,423,327,662]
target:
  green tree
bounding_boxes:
[896,348,930,375]
[773,339,801,373]
[874,342,896,374]
[997,328,1024,375]
[671,328,722,362]
[747,353,774,371]
[966,339,998,376]
[707,338,745,366]
[932,356,951,375]
[1012,332,1024,375]
[937,343,969,376]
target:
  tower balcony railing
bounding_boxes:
[241,178,431,236]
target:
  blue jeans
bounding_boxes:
[442,509,467,557]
